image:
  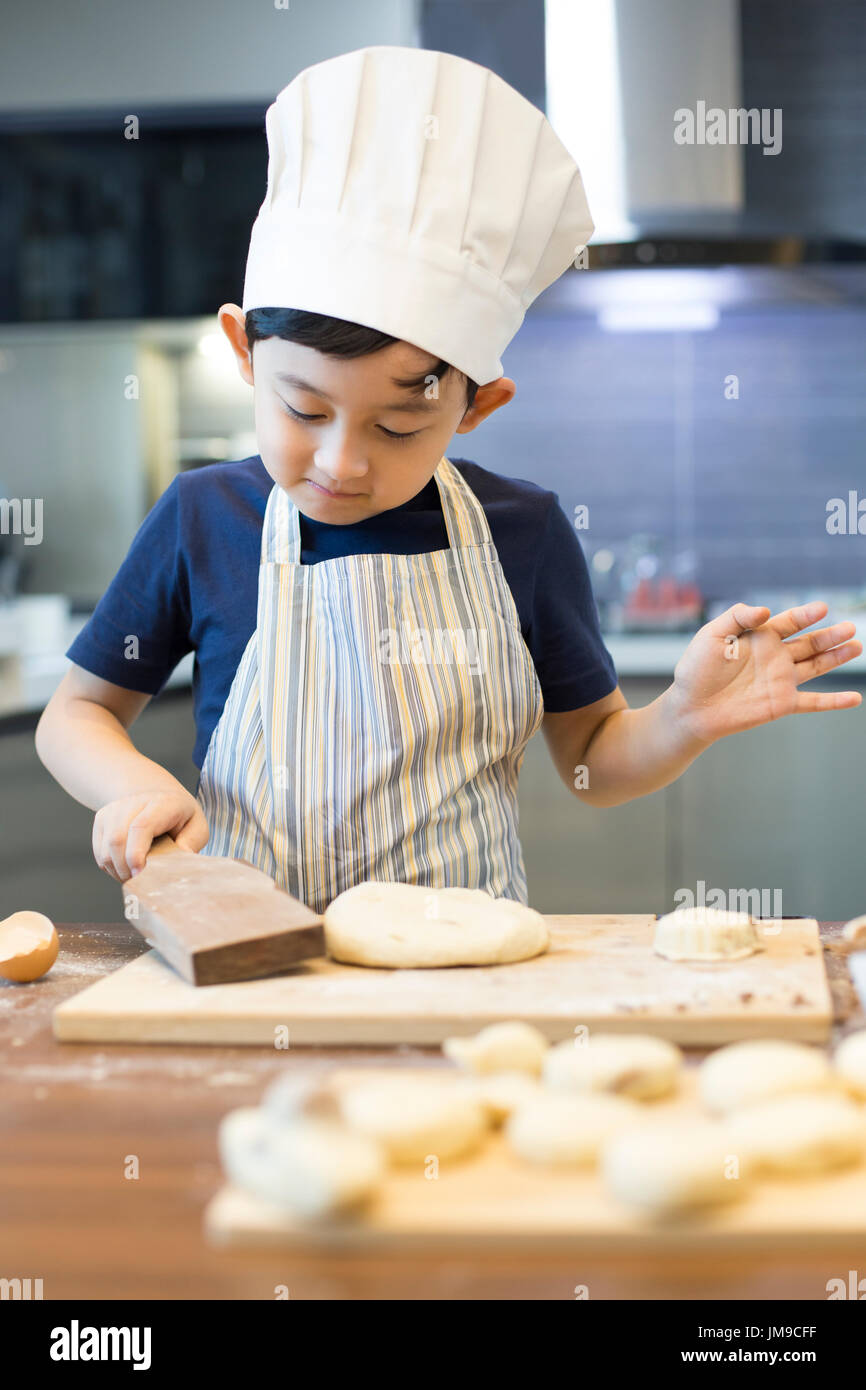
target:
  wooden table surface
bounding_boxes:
[1,922,863,1301]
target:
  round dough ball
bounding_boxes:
[602,1120,747,1215]
[337,1074,487,1163]
[218,1107,384,1218]
[699,1040,833,1114]
[323,880,549,968]
[725,1093,866,1175]
[506,1091,640,1167]
[0,911,59,982]
[543,1033,682,1100]
[468,1071,542,1126]
[443,1021,549,1075]
[262,1071,341,1122]
[833,1030,866,1099]
[654,906,760,962]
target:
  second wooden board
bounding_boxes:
[53,915,832,1046]
[204,1067,866,1255]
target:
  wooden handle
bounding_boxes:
[146,834,188,862]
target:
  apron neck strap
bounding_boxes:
[261,457,492,565]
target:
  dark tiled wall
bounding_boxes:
[465,269,866,604]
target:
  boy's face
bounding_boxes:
[219,306,514,523]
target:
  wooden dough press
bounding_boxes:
[121,836,325,986]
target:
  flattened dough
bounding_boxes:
[468,1071,542,1126]
[602,1120,748,1215]
[654,906,760,962]
[834,1030,866,1099]
[336,1074,488,1163]
[726,1093,866,1175]
[323,880,549,968]
[443,1021,549,1075]
[218,1107,384,1218]
[699,1039,833,1114]
[543,1033,682,1100]
[506,1091,640,1167]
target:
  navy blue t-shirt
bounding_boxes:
[67,456,618,768]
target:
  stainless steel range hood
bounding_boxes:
[545,0,865,248]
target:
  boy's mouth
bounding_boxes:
[305,478,365,499]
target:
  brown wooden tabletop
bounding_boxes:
[1,921,863,1301]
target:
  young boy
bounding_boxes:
[35,46,861,914]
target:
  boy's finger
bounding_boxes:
[703,602,770,640]
[794,640,863,684]
[125,821,157,876]
[785,621,856,662]
[766,600,828,639]
[93,822,120,881]
[795,689,863,713]
[104,831,132,884]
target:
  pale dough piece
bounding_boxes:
[337,1074,487,1163]
[725,1093,866,1175]
[842,913,866,946]
[602,1120,748,1215]
[468,1071,542,1126]
[322,880,549,968]
[834,1030,866,1099]
[218,1107,384,1218]
[654,906,760,962]
[443,1021,549,1075]
[543,1033,682,1100]
[506,1091,640,1167]
[699,1039,833,1114]
[262,1072,342,1121]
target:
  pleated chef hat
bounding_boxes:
[242,45,593,386]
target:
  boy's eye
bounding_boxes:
[280,400,421,442]
[378,425,422,442]
[281,402,324,422]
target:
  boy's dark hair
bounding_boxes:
[245,307,479,413]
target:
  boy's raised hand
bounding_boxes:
[92,791,210,883]
[668,600,862,746]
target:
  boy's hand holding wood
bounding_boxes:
[93,790,209,883]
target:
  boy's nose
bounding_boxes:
[315,438,370,483]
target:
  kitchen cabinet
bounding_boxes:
[520,679,669,915]
[522,676,865,921]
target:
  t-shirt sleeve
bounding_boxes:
[65,476,192,693]
[526,495,618,711]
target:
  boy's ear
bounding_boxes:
[455,377,516,434]
[218,304,254,385]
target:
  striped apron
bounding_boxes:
[195,456,544,913]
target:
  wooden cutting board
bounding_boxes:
[204,1066,866,1254]
[52,915,832,1046]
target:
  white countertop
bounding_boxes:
[1,603,864,721]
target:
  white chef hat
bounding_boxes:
[242,45,593,386]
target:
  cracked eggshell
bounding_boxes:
[0,911,59,982]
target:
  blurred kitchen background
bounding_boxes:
[0,0,864,921]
